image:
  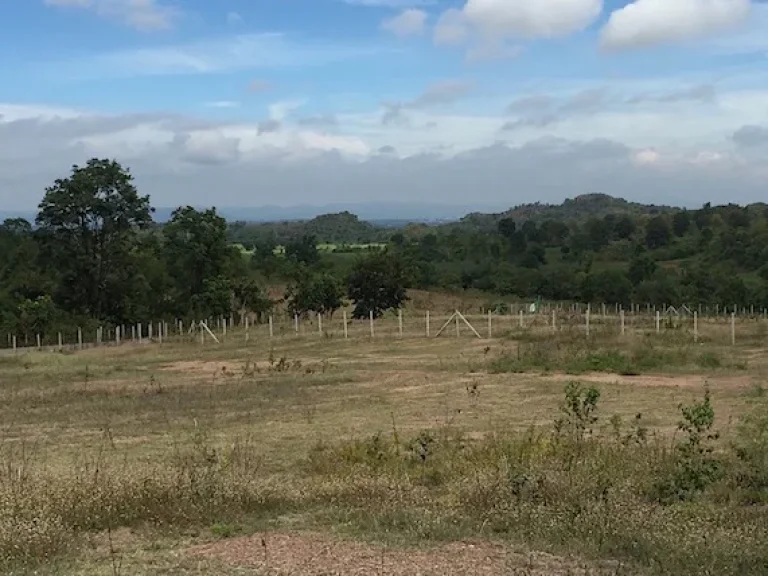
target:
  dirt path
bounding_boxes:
[189,532,618,575]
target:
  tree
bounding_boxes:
[497,217,516,240]
[628,253,658,286]
[347,251,408,318]
[35,158,153,322]
[163,206,239,317]
[231,277,273,321]
[285,234,319,266]
[286,273,344,317]
[614,215,636,240]
[672,211,691,237]
[645,216,671,250]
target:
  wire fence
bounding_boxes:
[2,303,766,354]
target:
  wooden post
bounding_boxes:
[426,311,430,337]
[294,314,299,334]
[269,315,274,338]
[222,317,227,338]
[369,310,374,338]
[200,322,205,345]
[343,310,348,339]
[731,313,736,346]
[158,322,163,344]
[602,303,606,319]
[116,325,121,346]
[12,335,16,354]
[77,328,82,350]
[132,325,136,342]
[398,309,403,337]
[36,334,41,350]
[149,322,154,341]
[620,309,625,336]
[518,310,523,328]
[318,313,323,335]
[655,311,660,334]
[138,323,142,344]
[245,316,250,342]
[552,309,556,333]
[455,312,460,338]
[693,312,698,343]
[585,304,590,338]
[58,332,62,351]
[487,310,492,338]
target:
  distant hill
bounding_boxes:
[228,211,396,246]
[457,194,678,232]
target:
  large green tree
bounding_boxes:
[347,251,408,318]
[35,158,153,322]
[162,206,240,317]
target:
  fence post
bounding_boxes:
[455,313,460,338]
[488,310,492,338]
[369,310,374,338]
[245,316,250,342]
[138,323,142,344]
[519,310,523,328]
[269,315,274,338]
[693,312,698,343]
[585,304,590,338]
[343,310,348,339]
[77,328,82,350]
[294,314,299,334]
[222,317,227,338]
[318,313,323,335]
[731,312,736,346]
[620,308,625,336]
[426,311,430,337]
[552,309,556,333]
[655,311,660,334]
[36,334,41,350]
[398,309,403,337]
[158,322,163,344]
[58,332,62,351]
[116,325,121,346]
[12,335,16,354]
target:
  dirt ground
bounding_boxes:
[189,532,618,575]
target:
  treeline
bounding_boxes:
[4,158,768,344]
[0,159,407,343]
[387,203,768,308]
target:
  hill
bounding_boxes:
[456,194,678,232]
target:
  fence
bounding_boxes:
[2,303,766,355]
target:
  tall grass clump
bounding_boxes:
[0,431,289,569]
[305,386,768,575]
[489,334,742,375]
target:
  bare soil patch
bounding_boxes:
[189,532,611,575]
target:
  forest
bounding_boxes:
[2,157,768,342]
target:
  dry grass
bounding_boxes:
[1,320,767,574]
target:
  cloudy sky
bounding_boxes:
[1,0,767,212]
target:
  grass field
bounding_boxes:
[1,316,767,574]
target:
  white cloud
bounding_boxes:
[43,0,178,30]
[381,8,428,36]
[461,0,603,39]
[433,8,469,45]
[3,79,768,211]
[601,0,751,50]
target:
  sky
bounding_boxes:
[1,0,768,213]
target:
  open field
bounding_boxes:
[1,322,767,574]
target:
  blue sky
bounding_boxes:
[1,1,767,211]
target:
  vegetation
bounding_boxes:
[0,332,766,574]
